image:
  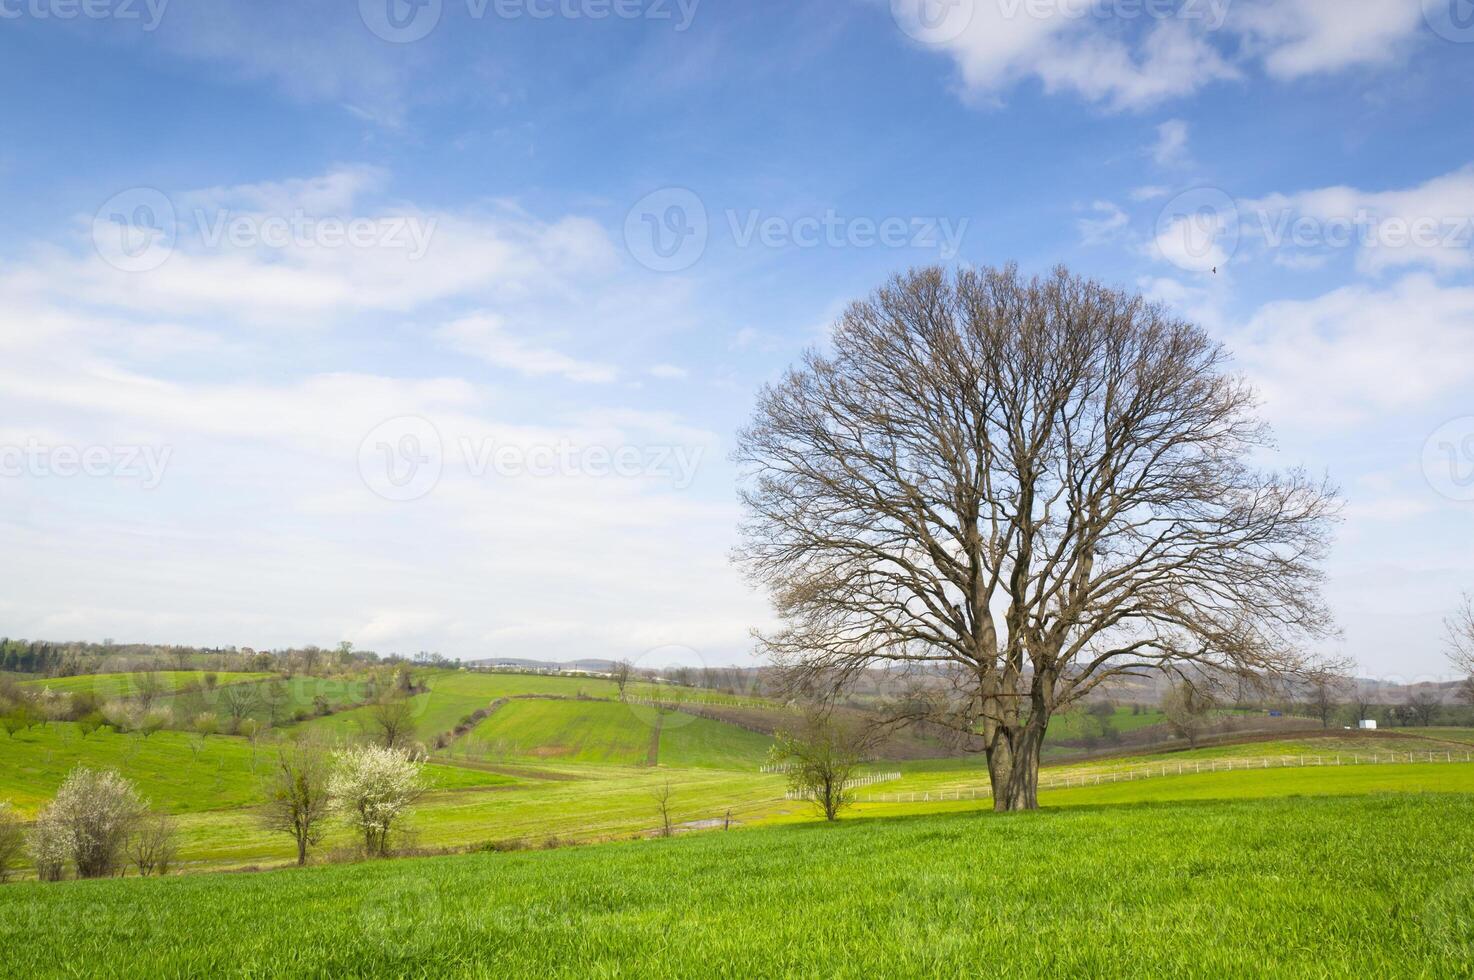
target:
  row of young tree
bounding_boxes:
[0,741,427,883]
[0,665,425,744]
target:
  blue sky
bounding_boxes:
[2,0,1473,678]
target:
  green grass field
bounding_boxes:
[0,723,513,817]
[464,699,653,766]
[5,794,1472,977]
[17,671,270,699]
[292,670,621,744]
[658,713,773,769]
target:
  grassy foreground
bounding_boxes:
[4,795,1474,977]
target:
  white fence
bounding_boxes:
[854,750,1474,804]
[784,771,902,800]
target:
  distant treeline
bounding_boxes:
[0,637,463,679]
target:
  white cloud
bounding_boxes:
[649,363,690,380]
[8,167,623,330]
[1231,275,1474,431]
[437,313,619,384]
[1077,200,1129,245]
[1234,0,1424,79]
[0,167,772,663]
[1152,119,1190,167]
[898,0,1423,110]
[1241,166,1474,275]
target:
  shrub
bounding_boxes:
[28,815,68,882]
[129,812,179,877]
[75,712,105,739]
[0,802,22,883]
[31,767,146,879]
[328,744,425,857]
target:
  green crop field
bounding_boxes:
[17,671,270,699]
[0,723,515,819]
[292,670,621,744]
[657,714,773,769]
[4,794,1473,977]
[463,699,653,766]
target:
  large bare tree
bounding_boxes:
[736,265,1339,810]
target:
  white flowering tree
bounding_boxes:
[329,744,425,857]
[29,766,146,879]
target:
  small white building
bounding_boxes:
[1358,719,1377,730]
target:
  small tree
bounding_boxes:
[133,670,163,709]
[75,712,105,739]
[129,812,178,877]
[261,740,333,866]
[101,699,138,733]
[220,684,259,733]
[328,744,424,857]
[31,767,146,879]
[770,710,872,822]
[365,695,418,750]
[1408,691,1440,728]
[1307,671,1350,729]
[0,802,22,883]
[1162,681,1217,749]
[651,779,674,838]
[611,660,634,700]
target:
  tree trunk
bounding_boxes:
[987,721,1045,812]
